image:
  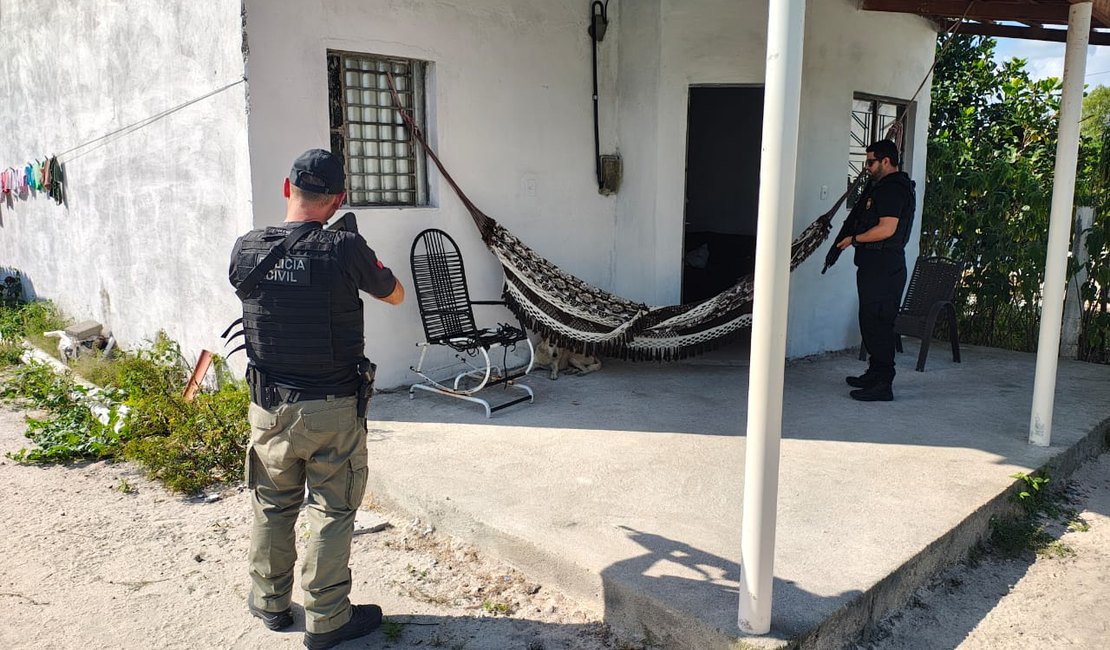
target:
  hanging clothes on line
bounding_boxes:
[46,157,65,205]
[32,160,45,191]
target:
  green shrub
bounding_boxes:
[4,331,250,494]
[121,383,249,494]
[3,362,124,464]
[0,300,67,361]
[107,333,249,493]
[0,340,24,366]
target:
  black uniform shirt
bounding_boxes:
[335,231,399,299]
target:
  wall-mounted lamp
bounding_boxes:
[589,1,620,195]
[588,0,608,42]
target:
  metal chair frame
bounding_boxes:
[408,228,534,417]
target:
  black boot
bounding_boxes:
[845,373,881,389]
[303,604,383,650]
[850,382,893,402]
[249,602,294,631]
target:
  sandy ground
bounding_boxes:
[853,452,1110,649]
[0,401,636,650]
[4,385,1109,650]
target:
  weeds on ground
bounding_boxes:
[2,362,124,463]
[3,328,249,494]
[0,300,67,364]
[0,340,24,365]
[382,619,405,642]
[110,333,248,493]
[989,471,1087,558]
[480,599,512,616]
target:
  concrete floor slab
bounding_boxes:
[363,342,1110,649]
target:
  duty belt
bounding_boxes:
[271,386,356,404]
[246,365,356,409]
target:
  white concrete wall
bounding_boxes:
[612,0,935,357]
[615,0,771,304]
[0,0,935,389]
[243,0,620,388]
[786,0,934,357]
[0,1,251,365]
[245,0,935,387]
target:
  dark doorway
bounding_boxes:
[682,86,763,303]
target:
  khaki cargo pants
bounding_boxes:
[245,395,368,634]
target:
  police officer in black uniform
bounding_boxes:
[836,139,915,402]
[229,149,404,649]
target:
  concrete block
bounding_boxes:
[65,320,102,340]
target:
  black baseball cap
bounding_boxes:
[289,149,345,194]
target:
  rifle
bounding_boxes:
[821,175,875,274]
[327,211,358,233]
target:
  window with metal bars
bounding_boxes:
[848,95,907,206]
[328,50,429,207]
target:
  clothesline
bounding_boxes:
[1,77,246,208]
[58,77,246,162]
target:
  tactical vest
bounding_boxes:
[856,176,916,252]
[231,225,364,387]
[894,180,917,249]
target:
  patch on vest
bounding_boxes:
[258,254,311,285]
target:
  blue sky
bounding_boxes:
[993,38,1110,87]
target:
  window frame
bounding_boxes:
[327,49,430,208]
[847,93,909,206]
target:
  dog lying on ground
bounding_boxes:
[43,330,79,362]
[532,337,602,380]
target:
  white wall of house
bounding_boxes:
[243,0,620,388]
[0,0,252,365]
[612,0,934,357]
[0,0,935,390]
[244,0,936,388]
[786,0,933,357]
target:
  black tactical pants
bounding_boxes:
[856,255,907,384]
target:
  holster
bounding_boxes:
[356,358,377,418]
[246,365,277,410]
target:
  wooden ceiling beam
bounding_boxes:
[862,1,1073,26]
[941,19,1110,46]
[1085,0,1110,28]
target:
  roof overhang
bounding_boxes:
[860,0,1110,46]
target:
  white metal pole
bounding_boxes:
[1029,1,1091,446]
[738,0,806,634]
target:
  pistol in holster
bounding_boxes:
[356,358,377,418]
[246,365,278,409]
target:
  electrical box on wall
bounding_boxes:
[599,154,622,196]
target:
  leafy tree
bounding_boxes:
[922,35,1065,351]
[1080,85,1110,140]
[921,35,1110,361]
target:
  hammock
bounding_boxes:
[386,77,859,361]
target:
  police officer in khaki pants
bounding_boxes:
[228,149,404,649]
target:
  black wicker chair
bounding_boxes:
[860,256,963,372]
[408,228,534,417]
